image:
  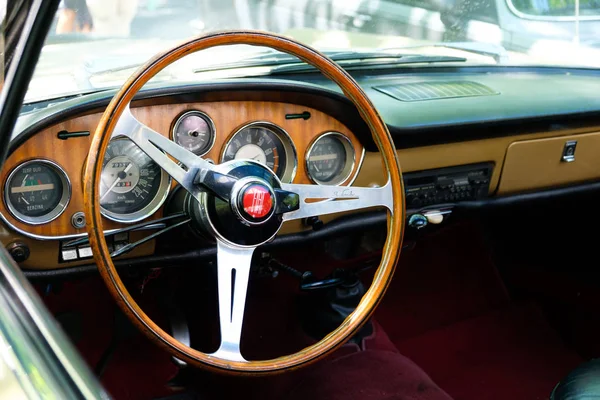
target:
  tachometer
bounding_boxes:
[171,110,215,156]
[100,138,170,223]
[306,132,355,185]
[221,122,297,182]
[4,160,71,225]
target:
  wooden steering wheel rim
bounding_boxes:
[83,30,405,374]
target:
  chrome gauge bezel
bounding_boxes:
[100,138,172,224]
[220,121,298,183]
[4,159,71,225]
[171,110,216,156]
[305,132,356,186]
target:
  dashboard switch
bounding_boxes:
[78,246,93,258]
[61,249,78,261]
[424,211,444,225]
[7,241,30,263]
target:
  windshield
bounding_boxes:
[25,0,600,102]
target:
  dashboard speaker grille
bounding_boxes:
[373,81,499,102]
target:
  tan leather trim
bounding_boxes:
[497,131,600,195]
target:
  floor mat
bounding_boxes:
[396,303,582,400]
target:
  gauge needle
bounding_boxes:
[101,164,132,202]
[21,196,29,205]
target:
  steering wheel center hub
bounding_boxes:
[181,160,286,247]
[237,183,274,222]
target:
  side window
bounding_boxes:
[509,0,600,17]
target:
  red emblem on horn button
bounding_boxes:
[241,184,273,220]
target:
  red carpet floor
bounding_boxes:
[374,223,583,400]
[38,223,584,399]
[396,303,582,400]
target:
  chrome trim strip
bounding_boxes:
[170,110,216,157]
[220,121,298,183]
[305,131,356,186]
[505,0,600,21]
[0,1,41,115]
[4,159,71,225]
[0,210,166,241]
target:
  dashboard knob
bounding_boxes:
[305,216,324,231]
[7,241,30,263]
[408,214,428,229]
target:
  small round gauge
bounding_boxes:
[100,138,170,223]
[4,160,70,225]
[221,122,297,182]
[171,110,215,156]
[306,132,355,185]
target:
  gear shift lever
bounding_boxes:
[298,270,373,345]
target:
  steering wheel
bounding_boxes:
[83,31,404,374]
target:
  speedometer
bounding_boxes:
[100,138,171,223]
[221,122,297,182]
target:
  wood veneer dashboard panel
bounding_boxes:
[0,100,363,241]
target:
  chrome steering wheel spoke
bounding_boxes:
[114,107,392,363]
[280,180,393,221]
[210,240,255,362]
[115,107,236,203]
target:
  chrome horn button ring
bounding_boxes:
[189,160,286,247]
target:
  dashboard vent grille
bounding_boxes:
[373,81,499,102]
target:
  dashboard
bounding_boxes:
[0,96,367,269]
[6,67,600,271]
[0,100,363,235]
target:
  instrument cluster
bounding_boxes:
[3,109,358,226]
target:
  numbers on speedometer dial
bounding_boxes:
[221,122,297,182]
[100,138,171,223]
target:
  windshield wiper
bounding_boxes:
[192,50,467,75]
[388,42,510,64]
[269,54,467,74]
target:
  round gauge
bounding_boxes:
[306,132,355,185]
[221,122,297,182]
[100,138,170,223]
[4,160,70,225]
[171,110,215,156]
